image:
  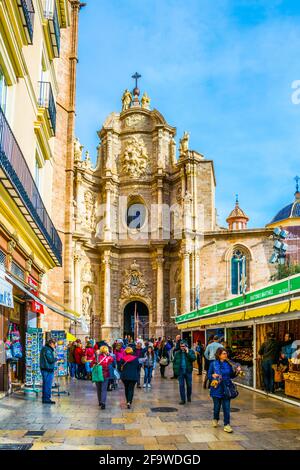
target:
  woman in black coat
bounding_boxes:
[120,347,143,409]
[158,339,170,378]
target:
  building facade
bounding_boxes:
[72,84,275,343]
[0,0,82,394]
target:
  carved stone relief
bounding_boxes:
[120,137,149,178]
[120,260,152,303]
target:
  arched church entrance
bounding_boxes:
[123,301,149,340]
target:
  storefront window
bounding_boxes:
[227,326,254,386]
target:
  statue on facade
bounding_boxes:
[141,92,150,109]
[74,137,83,162]
[82,286,92,320]
[84,191,96,231]
[121,89,132,111]
[179,131,190,154]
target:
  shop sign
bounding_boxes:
[176,274,300,324]
[28,276,44,314]
[0,277,14,308]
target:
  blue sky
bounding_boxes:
[75,0,300,228]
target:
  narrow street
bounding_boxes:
[0,370,300,450]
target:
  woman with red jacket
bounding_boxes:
[84,342,95,379]
[113,342,125,372]
[92,345,114,409]
[74,341,86,379]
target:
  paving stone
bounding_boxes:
[1,374,300,450]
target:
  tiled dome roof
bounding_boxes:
[270,196,300,224]
[226,205,249,221]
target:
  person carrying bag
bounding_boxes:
[208,347,241,434]
[91,346,114,409]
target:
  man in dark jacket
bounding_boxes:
[40,339,57,404]
[170,334,181,379]
[258,331,281,393]
[173,340,196,404]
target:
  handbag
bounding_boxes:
[81,356,87,364]
[223,380,239,399]
[91,357,105,383]
[5,347,13,361]
[113,368,120,380]
[159,357,168,366]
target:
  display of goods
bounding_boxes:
[25,328,43,386]
[232,347,253,363]
[47,331,67,377]
[285,378,300,400]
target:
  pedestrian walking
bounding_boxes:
[92,345,114,409]
[113,341,125,372]
[107,346,117,391]
[135,341,144,388]
[67,341,76,378]
[258,331,281,393]
[84,341,95,379]
[40,338,57,404]
[208,347,241,433]
[195,340,204,375]
[143,345,156,388]
[204,335,223,387]
[158,339,170,378]
[170,334,181,379]
[203,335,214,388]
[173,340,196,404]
[120,347,141,409]
[74,341,86,379]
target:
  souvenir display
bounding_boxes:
[7,322,22,361]
[25,328,43,386]
[46,330,67,377]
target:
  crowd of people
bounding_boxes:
[39,330,295,434]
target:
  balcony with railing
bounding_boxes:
[38,81,56,135]
[43,1,61,57]
[17,0,35,44]
[0,106,62,266]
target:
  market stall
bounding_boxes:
[227,326,254,386]
[256,319,300,399]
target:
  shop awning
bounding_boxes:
[244,301,290,320]
[66,332,77,342]
[177,312,245,329]
[4,271,81,324]
[178,297,300,330]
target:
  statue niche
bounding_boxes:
[82,286,93,322]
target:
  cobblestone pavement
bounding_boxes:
[0,369,300,450]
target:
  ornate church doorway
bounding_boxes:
[123,301,149,340]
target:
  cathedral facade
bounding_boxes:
[71,84,275,343]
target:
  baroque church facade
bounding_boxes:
[71,82,275,343]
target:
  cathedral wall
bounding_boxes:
[196,163,215,232]
[199,232,275,307]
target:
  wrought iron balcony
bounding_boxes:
[17,0,35,44]
[0,107,62,266]
[38,81,56,135]
[44,1,61,57]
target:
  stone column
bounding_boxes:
[101,251,112,341]
[181,246,191,314]
[156,251,164,337]
[73,251,81,314]
[104,183,112,241]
